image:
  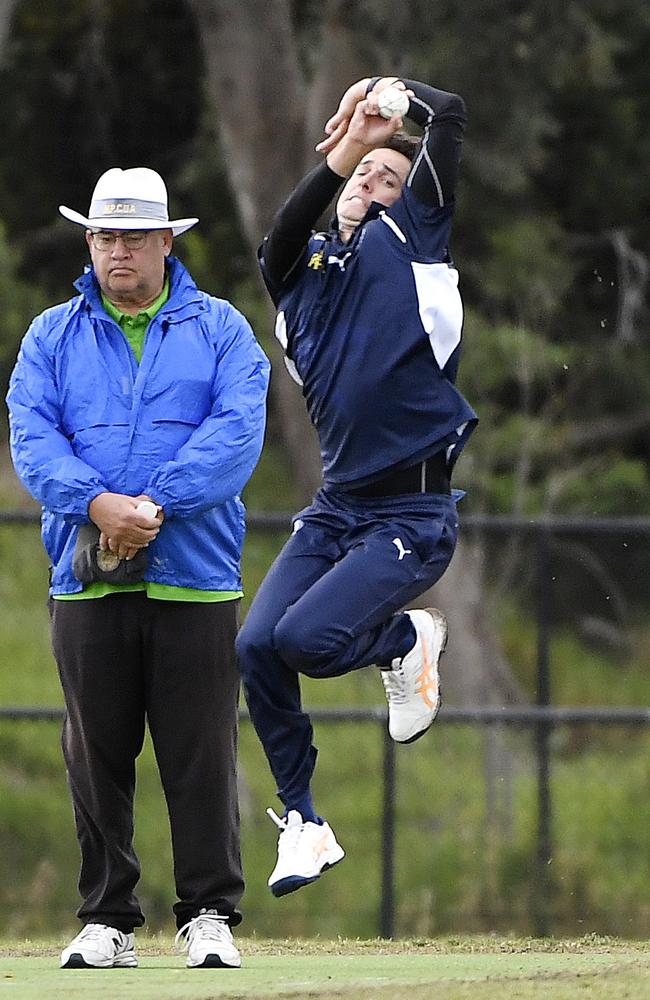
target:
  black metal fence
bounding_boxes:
[2,701,648,938]
[1,509,649,937]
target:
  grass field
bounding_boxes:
[1,453,650,941]
[0,937,648,1000]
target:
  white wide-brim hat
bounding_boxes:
[59,166,199,237]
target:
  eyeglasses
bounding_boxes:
[89,230,150,251]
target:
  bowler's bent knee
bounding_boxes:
[235,620,273,683]
[273,613,344,678]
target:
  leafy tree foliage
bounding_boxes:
[0,0,648,518]
[0,222,47,417]
[395,0,650,515]
[0,0,207,291]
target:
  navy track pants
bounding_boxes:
[237,487,459,811]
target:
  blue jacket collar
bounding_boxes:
[74,255,201,316]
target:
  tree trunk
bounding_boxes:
[188,0,322,498]
[423,540,524,706]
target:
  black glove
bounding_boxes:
[72,523,148,585]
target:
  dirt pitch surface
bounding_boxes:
[0,935,648,999]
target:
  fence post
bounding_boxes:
[380,723,396,938]
[533,528,553,935]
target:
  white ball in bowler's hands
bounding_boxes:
[136,500,158,519]
[377,86,410,119]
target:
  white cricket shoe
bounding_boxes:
[175,909,241,968]
[381,607,447,743]
[60,923,137,968]
[266,808,345,897]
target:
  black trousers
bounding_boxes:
[50,592,244,932]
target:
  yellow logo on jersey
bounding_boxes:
[307,250,325,270]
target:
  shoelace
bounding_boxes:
[266,807,287,830]
[266,807,306,854]
[174,911,231,951]
[382,664,407,704]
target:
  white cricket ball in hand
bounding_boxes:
[377,86,410,120]
[136,500,159,519]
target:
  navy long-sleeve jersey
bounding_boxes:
[259,79,478,489]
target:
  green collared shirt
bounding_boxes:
[55,279,242,604]
[101,279,169,363]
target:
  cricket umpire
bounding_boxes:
[7,166,270,968]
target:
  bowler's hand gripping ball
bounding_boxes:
[136,500,159,519]
[377,86,410,120]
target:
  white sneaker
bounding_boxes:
[381,607,447,743]
[175,909,241,968]
[266,808,345,897]
[60,923,137,968]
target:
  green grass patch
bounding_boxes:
[1,470,649,939]
[0,937,648,1000]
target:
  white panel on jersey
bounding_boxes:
[275,310,288,349]
[446,422,469,463]
[411,263,463,371]
[275,311,304,385]
[380,212,407,243]
[283,356,303,386]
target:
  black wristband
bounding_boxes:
[366,77,381,95]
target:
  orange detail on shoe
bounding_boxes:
[416,639,438,709]
[313,830,332,860]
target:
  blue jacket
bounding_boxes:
[7,256,270,595]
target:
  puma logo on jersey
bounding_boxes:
[392,537,412,560]
[327,252,352,271]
